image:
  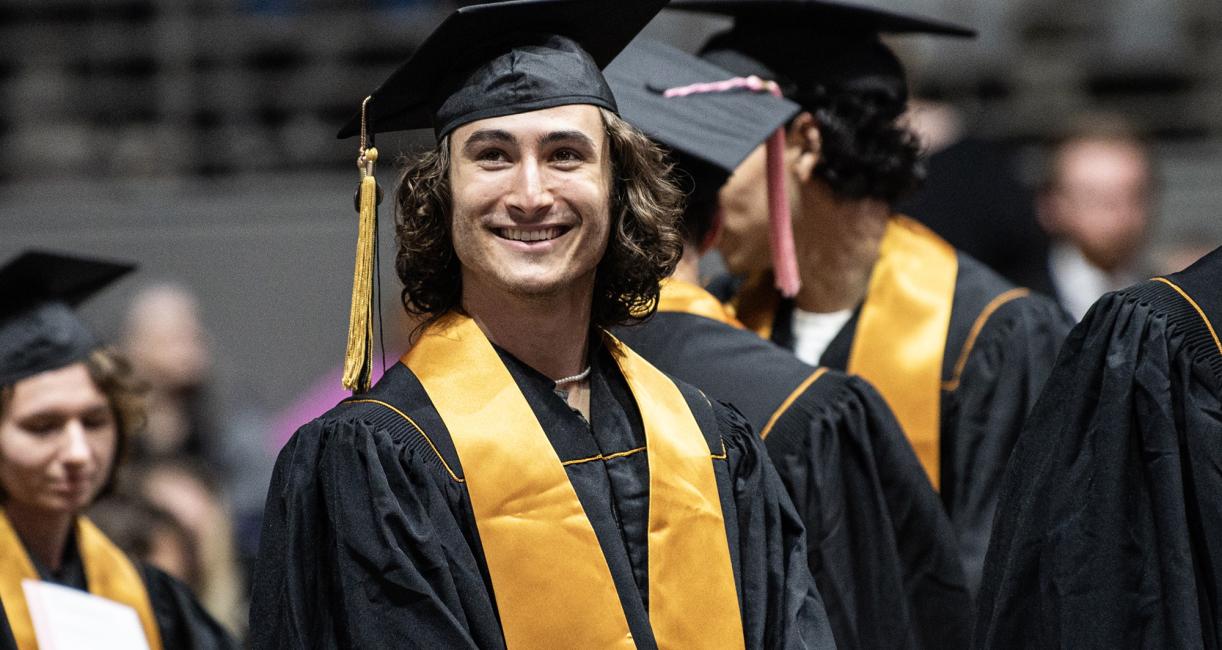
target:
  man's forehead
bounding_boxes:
[452,104,606,144]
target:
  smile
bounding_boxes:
[493,226,570,243]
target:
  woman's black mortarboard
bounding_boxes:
[0,251,134,387]
[668,0,975,107]
[606,39,803,295]
[332,0,668,393]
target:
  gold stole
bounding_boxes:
[731,216,958,489]
[0,509,164,650]
[402,315,745,649]
[848,217,957,489]
[657,279,745,328]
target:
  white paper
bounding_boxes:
[22,579,151,650]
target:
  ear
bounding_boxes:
[1034,188,1060,236]
[788,112,822,183]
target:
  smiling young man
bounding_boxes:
[249,2,833,648]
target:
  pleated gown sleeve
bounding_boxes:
[974,263,1222,648]
[712,400,837,650]
[248,411,502,650]
[939,285,1073,594]
[765,372,972,650]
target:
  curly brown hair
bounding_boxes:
[393,107,684,329]
[0,348,145,502]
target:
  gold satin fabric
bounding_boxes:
[847,216,958,489]
[402,315,743,649]
[0,509,163,650]
[728,217,958,488]
[604,334,745,649]
[658,279,745,329]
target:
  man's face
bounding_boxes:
[717,144,773,275]
[449,104,613,300]
[1044,139,1153,272]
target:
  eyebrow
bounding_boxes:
[462,129,515,154]
[540,130,597,150]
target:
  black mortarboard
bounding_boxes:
[607,39,803,294]
[0,251,134,387]
[337,0,669,141]
[606,39,800,176]
[669,0,974,107]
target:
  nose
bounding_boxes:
[60,420,92,469]
[505,157,554,221]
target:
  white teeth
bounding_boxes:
[499,227,563,242]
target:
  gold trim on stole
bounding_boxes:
[847,216,957,489]
[0,510,163,650]
[658,279,745,329]
[402,315,744,649]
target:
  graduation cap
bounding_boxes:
[669,0,975,106]
[337,0,669,141]
[333,0,668,392]
[0,251,134,387]
[606,39,803,296]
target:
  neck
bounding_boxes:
[791,180,890,313]
[4,502,74,571]
[671,242,702,285]
[461,275,594,382]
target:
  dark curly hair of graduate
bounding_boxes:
[795,83,925,205]
[393,107,684,328]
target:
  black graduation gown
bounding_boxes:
[759,251,1073,594]
[249,342,833,649]
[975,247,1222,648]
[0,534,238,650]
[616,307,973,649]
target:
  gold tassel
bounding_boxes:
[342,96,378,393]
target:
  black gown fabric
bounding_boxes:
[975,248,1222,648]
[764,251,1074,593]
[616,309,973,649]
[249,341,833,649]
[0,532,237,650]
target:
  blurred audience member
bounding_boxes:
[121,284,220,464]
[1038,116,1156,320]
[134,459,247,639]
[89,495,201,590]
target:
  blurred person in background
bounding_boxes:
[1038,116,1157,321]
[0,251,235,650]
[121,283,219,463]
[671,0,1074,595]
[134,460,246,640]
[122,282,274,594]
[88,495,201,593]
